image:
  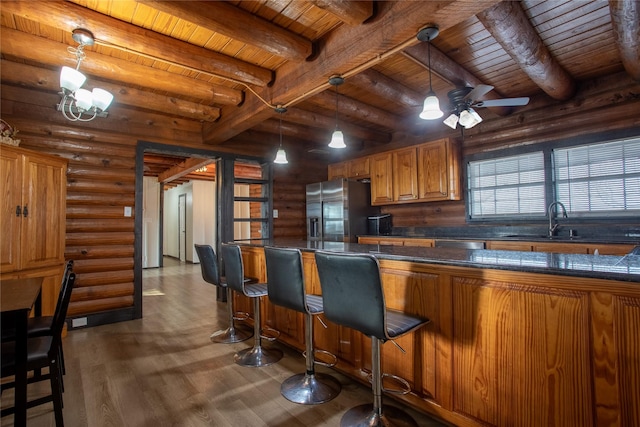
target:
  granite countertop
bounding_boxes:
[360,234,640,245]
[242,239,640,283]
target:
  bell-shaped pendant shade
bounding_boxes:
[419,91,444,120]
[328,129,346,149]
[92,88,114,112]
[74,88,93,111]
[60,66,86,92]
[459,108,483,129]
[274,147,288,164]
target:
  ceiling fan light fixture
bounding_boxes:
[443,113,459,129]
[328,129,346,149]
[459,108,482,129]
[419,91,444,120]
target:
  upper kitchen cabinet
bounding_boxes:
[417,138,461,201]
[368,138,461,206]
[327,156,370,180]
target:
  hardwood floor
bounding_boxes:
[1,257,447,427]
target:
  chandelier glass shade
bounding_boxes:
[58,29,114,122]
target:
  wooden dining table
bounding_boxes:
[1,277,43,427]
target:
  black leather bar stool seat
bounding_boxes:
[194,244,252,344]
[265,246,341,404]
[315,251,430,427]
[221,244,283,367]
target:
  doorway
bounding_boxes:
[178,193,187,262]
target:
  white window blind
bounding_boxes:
[553,137,640,215]
[468,151,546,218]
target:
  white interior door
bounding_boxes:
[178,193,186,262]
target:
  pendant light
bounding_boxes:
[328,75,346,149]
[417,25,444,120]
[273,106,289,164]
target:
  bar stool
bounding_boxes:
[194,244,252,344]
[264,246,341,405]
[315,251,430,427]
[220,244,283,367]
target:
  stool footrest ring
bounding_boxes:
[260,326,280,341]
[233,311,250,321]
[381,373,412,395]
[303,349,337,368]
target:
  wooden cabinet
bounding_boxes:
[327,161,349,180]
[1,145,67,316]
[368,138,460,206]
[392,147,418,202]
[327,156,370,180]
[358,236,434,247]
[418,138,460,201]
[370,152,394,205]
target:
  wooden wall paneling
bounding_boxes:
[451,276,593,427]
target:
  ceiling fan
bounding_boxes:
[443,84,530,129]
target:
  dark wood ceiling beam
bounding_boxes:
[158,158,214,183]
[277,107,391,143]
[609,0,640,81]
[308,91,403,131]
[477,1,576,101]
[139,0,313,62]
[0,0,273,87]
[0,61,220,122]
[203,0,502,144]
[309,1,374,26]
[401,44,512,116]
[1,28,243,106]
[349,69,422,109]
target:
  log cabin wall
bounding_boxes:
[1,83,327,325]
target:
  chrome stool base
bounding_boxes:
[210,325,253,344]
[234,345,283,367]
[281,372,342,405]
[340,404,419,427]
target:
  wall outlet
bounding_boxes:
[72,317,88,328]
[273,209,278,218]
[124,206,132,217]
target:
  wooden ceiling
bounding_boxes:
[1,1,639,179]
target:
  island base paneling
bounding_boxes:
[238,246,640,427]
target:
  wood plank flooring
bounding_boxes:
[1,257,447,427]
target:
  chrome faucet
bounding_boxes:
[548,201,568,238]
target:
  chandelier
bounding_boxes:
[58,29,114,122]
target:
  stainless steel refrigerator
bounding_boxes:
[306,178,379,242]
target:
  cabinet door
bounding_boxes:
[0,148,23,272]
[20,153,67,271]
[370,153,393,205]
[328,161,348,180]
[418,140,450,200]
[349,156,370,178]
[393,148,418,202]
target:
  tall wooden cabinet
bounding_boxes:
[1,145,68,316]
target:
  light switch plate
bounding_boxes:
[273,209,278,218]
[124,206,132,217]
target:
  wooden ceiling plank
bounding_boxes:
[477,1,577,101]
[138,0,313,61]
[609,0,640,81]
[158,157,214,183]
[0,0,273,87]
[203,0,503,144]
[349,68,422,109]
[0,28,243,106]
[309,1,374,26]
[0,60,220,122]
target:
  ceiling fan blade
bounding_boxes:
[463,84,494,102]
[473,97,530,107]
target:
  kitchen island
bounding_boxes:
[235,241,639,427]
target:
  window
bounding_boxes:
[466,134,640,220]
[468,151,546,219]
[553,137,640,216]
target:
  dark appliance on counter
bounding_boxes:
[306,178,379,242]
[367,214,392,236]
